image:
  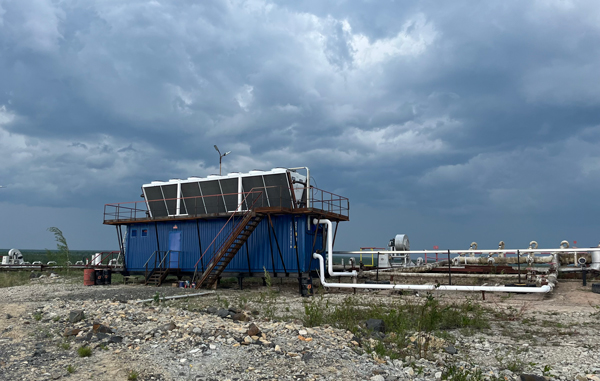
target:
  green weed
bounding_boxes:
[77,346,92,357]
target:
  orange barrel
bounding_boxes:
[84,269,95,286]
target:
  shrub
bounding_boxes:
[77,346,92,357]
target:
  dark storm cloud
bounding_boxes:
[1,0,600,249]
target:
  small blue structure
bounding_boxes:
[103,167,349,291]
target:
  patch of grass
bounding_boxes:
[261,267,278,320]
[216,294,230,309]
[77,346,92,357]
[495,352,526,373]
[127,370,139,380]
[442,364,485,380]
[59,341,71,350]
[99,344,108,351]
[0,272,32,288]
[66,365,75,374]
[33,312,42,321]
[542,364,555,378]
[52,315,61,322]
[303,294,490,359]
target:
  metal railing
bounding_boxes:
[191,189,264,283]
[144,250,181,281]
[103,185,349,223]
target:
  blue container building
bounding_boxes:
[103,167,349,291]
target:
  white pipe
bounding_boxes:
[314,219,356,277]
[313,253,552,293]
[237,175,243,212]
[337,248,596,255]
[135,291,214,303]
[288,166,310,208]
[365,272,523,279]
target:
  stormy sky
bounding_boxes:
[1,0,600,251]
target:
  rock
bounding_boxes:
[216,309,230,318]
[404,367,415,377]
[29,272,38,279]
[576,375,587,381]
[302,352,313,362]
[298,329,308,336]
[6,314,12,319]
[231,312,249,322]
[93,323,113,334]
[444,345,458,355]
[109,336,123,344]
[520,375,547,381]
[365,318,386,333]
[274,345,282,352]
[587,376,600,381]
[247,323,261,336]
[161,322,177,331]
[206,306,218,314]
[68,310,85,323]
[370,376,385,381]
[192,328,202,335]
[435,371,442,379]
[63,328,81,337]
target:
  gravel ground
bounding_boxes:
[1,275,600,381]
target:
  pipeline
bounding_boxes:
[313,253,553,293]
[363,272,523,279]
[314,219,356,277]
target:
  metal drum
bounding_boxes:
[95,269,105,285]
[103,269,112,285]
[84,269,95,286]
[300,277,313,297]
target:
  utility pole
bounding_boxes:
[214,145,231,175]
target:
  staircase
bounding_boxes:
[145,268,168,286]
[196,213,264,289]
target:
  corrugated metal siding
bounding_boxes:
[125,215,324,274]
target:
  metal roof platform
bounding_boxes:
[104,187,349,225]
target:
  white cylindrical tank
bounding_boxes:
[590,249,600,271]
[91,253,102,266]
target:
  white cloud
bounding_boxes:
[235,84,254,111]
[346,14,437,67]
[5,0,65,52]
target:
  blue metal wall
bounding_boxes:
[124,215,324,274]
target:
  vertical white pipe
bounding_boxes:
[237,175,242,211]
[176,183,181,215]
[314,218,356,277]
